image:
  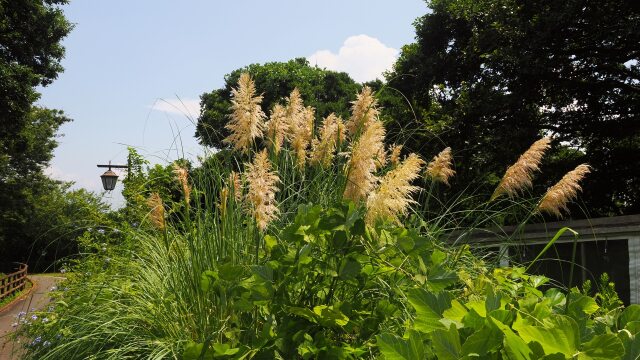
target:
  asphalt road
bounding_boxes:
[0,275,64,360]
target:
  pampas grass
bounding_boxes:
[266,104,287,155]
[366,153,424,225]
[343,120,385,203]
[244,149,280,230]
[491,137,551,200]
[146,193,166,231]
[425,147,455,186]
[173,164,191,205]
[223,73,266,153]
[346,86,379,137]
[537,164,591,218]
[310,113,344,168]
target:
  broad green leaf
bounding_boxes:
[488,316,533,360]
[200,270,217,292]
[578,334,624,359]
[427,266,458,292]
[516,315,579,357]
[338,257,361,280]
[288,307,318,323]
[620,305,640,329]
[626,321,640,335]
[264,235,277,252]
[376,331,425,360]
[462,323,503,356]
[183,342,214,360]
[618,329,640,360]
[443,299,468,323]
[212,343,240,356]
[407,288,446,333]
[218,263,245,281]
[431,325,462,360]
[313,305,349,327]
[431,249,447,266]
[568,294,599,316]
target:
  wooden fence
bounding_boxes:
[0,263,28,303]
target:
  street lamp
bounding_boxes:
[97,162,129,191]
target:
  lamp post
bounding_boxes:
[97,161,129,191]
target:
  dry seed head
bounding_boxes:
[537,164,590,218]
[310,113,343,168]
[223,73,266,153]
[366,153,424,225]
[390,144,403,167]
[146,193,166,231]
[173,164,191,204]
[344,120,386,203]
[244,149,280,231]
[347,86,380,137]
[290,106,314,168]
[265,104,287,154]
[425,147,455,186]
[491,137,551,200]
[284,88,305,140]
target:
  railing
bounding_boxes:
[0,263,28,303]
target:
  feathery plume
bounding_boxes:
[265,104,287,154]
[537,164,591,218]
[223,73,266,153]
[146,193,166,231]
[390,144,403,167]
[425,147,455,186]
[310,113,343,168]
[173,164,191,204]
[290,106,314,167]
[346,86,380,137]
[491,137,551,200]
[344,120,386,203]
[244,149,280,231]
[366,153,425,225]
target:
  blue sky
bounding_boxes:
[40,0,427,206]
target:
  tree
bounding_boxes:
[384,0,640,217]
[0,0,73,270]
[196,58,360,149]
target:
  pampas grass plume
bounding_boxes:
[244,149,280,231]
[310,113,343,168]
[425,147,455,186]
[537,164,591,218]
[346,86,379,137]
[366,153,424,225]
[344,120,386,203]
[146,192,166,231]
[223,73,266,153]
[173,164,191,204]
[265,104,287,154]
[491,137,551,200]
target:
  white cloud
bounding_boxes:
[308,35,399,83]
[150,98,200,118]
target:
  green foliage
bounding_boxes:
[196,58,360,149]
[0,0,74,271]
[384,0,640,217]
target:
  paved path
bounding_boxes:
[0,275,64,360]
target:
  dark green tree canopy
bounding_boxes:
[196,58,360,149]
[0,0,74,270]
[0,0,72,138]
[384,0,640,217]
